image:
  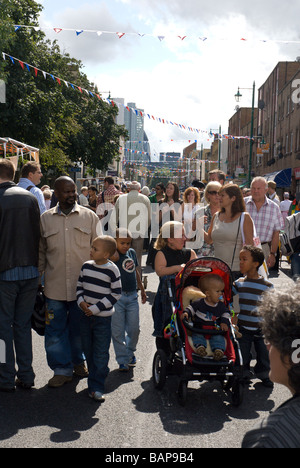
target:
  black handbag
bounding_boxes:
[32,288,46,336]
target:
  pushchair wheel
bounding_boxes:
[153,349,167,390]
[177,380,188,406]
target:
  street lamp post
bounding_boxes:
[235,81,255,187]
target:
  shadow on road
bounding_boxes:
[0,377,99,445]
[132,375,275,437]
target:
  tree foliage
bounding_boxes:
[0,0,127,177]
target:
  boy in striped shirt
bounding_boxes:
[77,236,122,401]
[232,245,273,387]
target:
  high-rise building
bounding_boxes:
[124,102,145,161]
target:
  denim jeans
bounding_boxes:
[238,326,270,380]
[80,314,112,393]
[0,278,39,388]
[192,332,226,352]
[45,298,84,376]
[111,292,140,366]
[291,253,300,281]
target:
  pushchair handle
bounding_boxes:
[182,318,227,336]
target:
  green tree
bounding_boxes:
[0,0,127,177]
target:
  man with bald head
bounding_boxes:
[39,176,102,387]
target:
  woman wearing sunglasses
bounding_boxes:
[197,181,222,257]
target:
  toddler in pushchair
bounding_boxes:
[152,257,244,406]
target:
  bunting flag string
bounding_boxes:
[122,158,216,164]
[1,51,257,141]
[13,24,300,44]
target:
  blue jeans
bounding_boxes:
[80,314,112,393]
[111,292,140,365]
[238,327,270,380]
[0,278,39,388]
[291,253,300,281]
[45,299,84,376]
[192,332,226,352]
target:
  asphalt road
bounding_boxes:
[0,255,293,449]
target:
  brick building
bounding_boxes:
[228,61,300,194]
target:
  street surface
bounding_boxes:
[0,256,293,449]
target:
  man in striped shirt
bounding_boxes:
[77,236,122,401]
[233,245,273,387]
[242,283,300,448]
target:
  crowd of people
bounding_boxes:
[0,159,299,448]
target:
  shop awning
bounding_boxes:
[264,168,292,188]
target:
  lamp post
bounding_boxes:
[235,81,255,187]
[210,125,222,169]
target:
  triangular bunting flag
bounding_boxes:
[53,28,62,34]
[116,32,125,39]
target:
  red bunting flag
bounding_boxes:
[116,32,125,39]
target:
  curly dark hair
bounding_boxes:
[257,283,300,394]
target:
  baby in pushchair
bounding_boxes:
[182,273,231,360]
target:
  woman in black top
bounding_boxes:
[154,220,196,277]
[152,221,197,345]
[242,283,300,448]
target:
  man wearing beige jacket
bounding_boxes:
[39,176,102,388]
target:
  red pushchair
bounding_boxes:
[152,257,244,406]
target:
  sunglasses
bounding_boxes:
[207,191,219,195]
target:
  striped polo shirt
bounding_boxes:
[232,276,273,330]
[77,260,122,317]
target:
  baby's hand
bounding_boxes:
[220,323,228,332]
[181,312,189,321]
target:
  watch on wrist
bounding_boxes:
[270,252,276,257]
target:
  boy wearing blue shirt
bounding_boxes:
[233,245,274,387]
[111,228,146,371]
